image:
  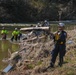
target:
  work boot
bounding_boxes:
[59,58,63,67]
[47,62,54,69]
[44,64,54,72]
[58,63,62,67]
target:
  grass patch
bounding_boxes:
[27,64,35,69]
[66,71,75,75]
[36,61,42,66]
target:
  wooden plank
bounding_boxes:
[20,27,49,31]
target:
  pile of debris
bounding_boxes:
[1,29,76,75]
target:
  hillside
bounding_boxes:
[0,0,76,23]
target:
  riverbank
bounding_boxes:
[1,29,76,75]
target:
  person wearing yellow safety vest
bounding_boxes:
[11,28,19,41]
[1,27,8,40]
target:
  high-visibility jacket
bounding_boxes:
[17,31,21,35]
[12,30,19,36]
[1,30,8,35]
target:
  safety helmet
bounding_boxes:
[2,27,5,29]
[15,28,17,30]
[37,23,40,25]
[44,20,47,22]
[58,23,65,27]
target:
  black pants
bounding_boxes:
[11,35,18,41]
[50,44,66,66]
[18,33,22,40]
[2,34,7,40]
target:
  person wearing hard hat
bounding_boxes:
[35,23,41,27]
[42,20,50,42]
[42,20,50,27]
[1,27,8,40]
[34,23,41,39]
[11,28,19,41]
[48,23,67,68]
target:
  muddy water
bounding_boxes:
[0,39,20,70]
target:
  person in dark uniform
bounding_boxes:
[34,23,41,39]
[42,20,50,42]
[49,23,67,68]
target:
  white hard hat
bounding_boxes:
[44,20,47,22]
[2,27,5,29]
[15,28,17,30]
[37,23,40,25]
[59,23,65,27]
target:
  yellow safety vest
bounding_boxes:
[1,30,8,34]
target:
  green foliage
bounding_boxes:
[37,61,42,65]
[0,0,76,23]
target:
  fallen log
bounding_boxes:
[20,27,49,31]
[25,36,45,42]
